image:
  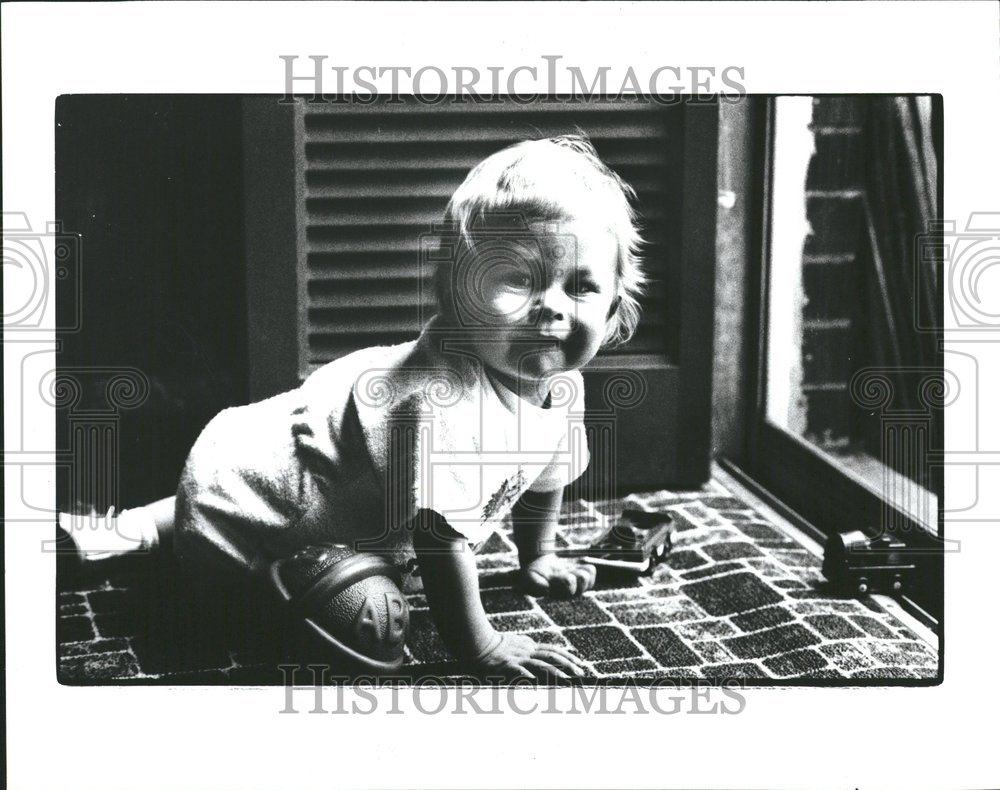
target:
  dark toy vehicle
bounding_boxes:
[557,508,674,574]
[822,530,916,597]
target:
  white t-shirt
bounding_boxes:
[175,321,589,572]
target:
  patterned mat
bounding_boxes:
[57,476,939,684]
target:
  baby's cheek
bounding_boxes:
[567,318,608,363]
[562,329,595,365]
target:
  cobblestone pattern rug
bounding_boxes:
[57,478,939,684]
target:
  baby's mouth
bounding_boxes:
[523,335,565,352]
[535,324,571,341]
[509,329,566,345]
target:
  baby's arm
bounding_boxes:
[412,510,586,679]
[511,488,597,597]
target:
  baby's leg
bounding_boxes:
[142,495,178,541]
[59,495,176,562]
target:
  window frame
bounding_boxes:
[727,96,944,625]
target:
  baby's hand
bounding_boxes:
[474,632,588,681]
[518,554,597,598]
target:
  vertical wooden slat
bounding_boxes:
[242,97,301,399]
[293,99,312,380]
[675,102,720,486]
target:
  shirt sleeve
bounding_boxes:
[526,421,590,492]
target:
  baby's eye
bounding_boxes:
[501,269,533,289]
[569,280,600,296]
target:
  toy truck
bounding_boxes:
[822,530,916,596]
[557,508,674,574]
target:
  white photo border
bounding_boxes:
[4,2,1000,789]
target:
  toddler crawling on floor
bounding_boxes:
[61,135,646,680]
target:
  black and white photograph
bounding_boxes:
[4,3,999,789]
[50,93,942,685]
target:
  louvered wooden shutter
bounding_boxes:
[294,96,679,376]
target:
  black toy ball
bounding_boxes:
[269,543,409,672]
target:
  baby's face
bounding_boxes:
[455,215,618,386]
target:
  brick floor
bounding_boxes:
[56,476,939,684]
[563,625,643,662]
[681,572,784,615]
[722,624,821,660]
[731,605,795,633]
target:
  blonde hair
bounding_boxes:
[433,135,645,347]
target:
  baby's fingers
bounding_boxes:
[571,563,597,595]
[521,567,551,596]
[535,645,587,677]
[549,570,578,598]
[523,658,571,680]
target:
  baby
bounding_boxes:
[60,135,645,680]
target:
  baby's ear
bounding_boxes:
[607,295,622,318]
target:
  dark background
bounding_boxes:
[56,96,250,507]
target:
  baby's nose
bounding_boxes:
[537,286,572,323]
